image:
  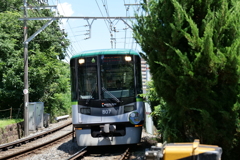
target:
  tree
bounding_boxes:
[0,1,71,120]
[0,11,24,109]
[0,0,22,12]
[143,80,166,130]
[133,0,240,159]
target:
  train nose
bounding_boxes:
[100,124,116,133]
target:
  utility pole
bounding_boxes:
[21,1,57,137]
[23,0,29,137]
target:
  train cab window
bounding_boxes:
[100,55,135,99]
[78,57,99,100]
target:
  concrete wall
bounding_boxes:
[0,122,24,145]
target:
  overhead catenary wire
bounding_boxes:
[58,0,83,54]
[101,0,112,30]
[26,0,75,62]
[123,0,129,49]
[49,0,143,52]
[26,0,73,61]
[95,0,111,33]
[130,1,141,49]
[101,0,110,18]
[27,1,61,39]
[46,0,82,57]
[98,0,118,48]
[123,0,143,50]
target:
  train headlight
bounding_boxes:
[124,105,134,113]
[80,108,91,115]
[129,111,141,124]
[130,112,136,117]
[78,58,85,64]
[125,56,132,61]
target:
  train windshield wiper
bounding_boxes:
[86,83,97,105]
[102,87,120,103]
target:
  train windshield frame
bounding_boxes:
[70,49,142,103]
[74,55,136,101]
[100,55,135,101]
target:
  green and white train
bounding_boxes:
[70,49,144,146]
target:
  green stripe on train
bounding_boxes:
[71,101,78,105]
[136,97,143,102]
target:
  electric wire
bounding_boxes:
[49,0,77,58]
[123,0,142,50]
[95,0,111,33]
[27,1,69,53]
[123,0,129,48]
[101,0,110,18]
[25,0,144,60]
[50,0,142,52]
[96,0,115,48]
[58,0,83,53]
[44,0,82,57]
[27,0,75,60]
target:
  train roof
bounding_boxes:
[71,49,139,59]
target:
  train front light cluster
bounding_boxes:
[129,111,141,124]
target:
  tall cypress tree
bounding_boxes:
[133,0,240,158]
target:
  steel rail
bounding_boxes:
[0,121,72,151]
[0,131,73,160]
[66,147,88,160]
[119,147,131,160]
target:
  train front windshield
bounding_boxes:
[74,55,136,101]
[77,57,99,100]
[101,55,135,99]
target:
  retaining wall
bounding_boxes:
[0,122,24,145]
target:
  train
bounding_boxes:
[70,49,145,146]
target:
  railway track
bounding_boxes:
[1,131,73,160]
[119,147,131,160]
[63,145,132,160]
[0,120,155,160]
[0,120,73,159]
[67,146,132,160]
[66,144,139,160]
[0,121,72,152]
[66,147,88,160]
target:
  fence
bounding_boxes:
[0,107,22,119]
[0,107,12,119]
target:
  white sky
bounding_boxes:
[47,0,144,60]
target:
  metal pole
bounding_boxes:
[23,0,29,137]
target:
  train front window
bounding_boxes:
[78,57,98,100]
[100,55,135,99]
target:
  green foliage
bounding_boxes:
[0,0,22,12]
[0,11,24,108]
[35,59,71,121]
[0,2,71,121]
[134,0,240,159]
[143,81,167,133]
[0,119,23,129]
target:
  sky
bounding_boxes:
[47,0,144,60]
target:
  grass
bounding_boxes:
[0,119,23,129]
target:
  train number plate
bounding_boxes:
[102,109,111,115]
